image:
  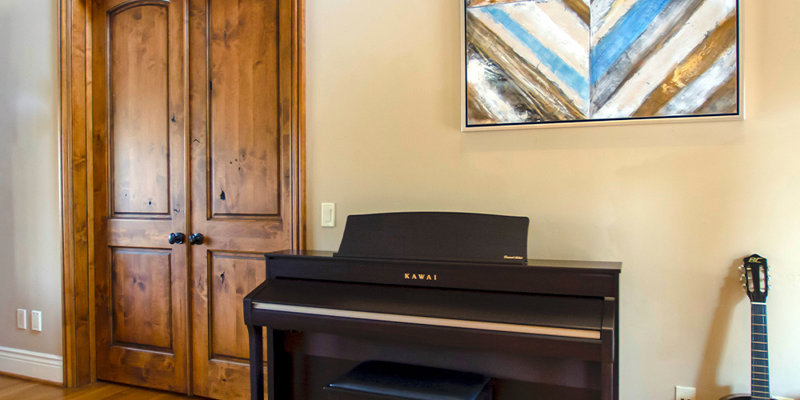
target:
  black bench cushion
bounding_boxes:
[325,361,491,400]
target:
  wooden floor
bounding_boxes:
[0,375,197,399]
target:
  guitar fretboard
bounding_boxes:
[751,302,770,400]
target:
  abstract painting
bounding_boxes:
[463,0,740,129]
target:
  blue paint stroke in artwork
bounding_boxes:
[483,6,589,100]
[591,0,672,85]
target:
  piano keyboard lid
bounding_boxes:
[249,279,604,340]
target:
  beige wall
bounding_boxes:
[0,0,62,361]
[306,0,800,399]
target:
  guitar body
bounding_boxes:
[720,396,777,400]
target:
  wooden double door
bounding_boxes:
[90,0,302,398]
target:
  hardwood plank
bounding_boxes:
[0,375,194,399]
[0,376,23,389]
[0,380,38,397]
[65,385,130,400]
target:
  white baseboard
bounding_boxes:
[0,346,62,383]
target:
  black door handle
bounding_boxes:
[168,232,186,245]
[189,233,205,245]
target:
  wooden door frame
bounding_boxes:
[58,0,306,387]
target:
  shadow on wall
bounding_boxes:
[0,6,18,286]
[696,258,749,399]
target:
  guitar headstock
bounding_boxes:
[739,254,770,303]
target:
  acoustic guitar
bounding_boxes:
[720,254,775,400]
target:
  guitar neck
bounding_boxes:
[751,302,770,400]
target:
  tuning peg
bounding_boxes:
[738,265,744,271]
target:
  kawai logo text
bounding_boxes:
[404,273,438,281]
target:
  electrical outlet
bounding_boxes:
[16,309,27,330]
[31,310,42,332]
[675,386,696,400]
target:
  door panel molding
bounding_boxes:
[208,251,266,361]
[206,0,281,220]
[107,0,170,16]
[108,3,172,218]
[110,247,173,351]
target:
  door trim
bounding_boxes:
[59,0,94,387]
[58,0,306,387]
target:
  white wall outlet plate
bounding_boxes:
[31,310,42,332]
[675,386,696,400]
[16,309,27,330]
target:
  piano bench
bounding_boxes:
[323,361,492,400]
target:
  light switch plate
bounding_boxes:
[16,309,26,330]
[321,203,335,227]
[675,386,696,400]
[31,310,42,332]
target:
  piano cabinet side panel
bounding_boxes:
[601,298,617,400]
